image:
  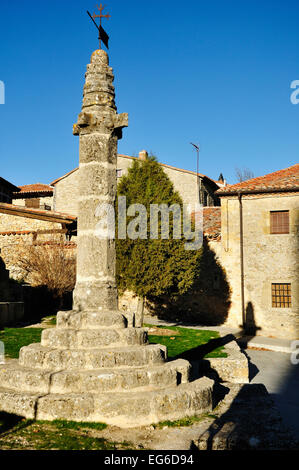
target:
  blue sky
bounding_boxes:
[0,0,298,187]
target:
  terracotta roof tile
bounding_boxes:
[15,183,54,195]
[217,164,299,195]
[0,230,34,236]
[192,206,221,241]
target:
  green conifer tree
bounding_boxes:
[116,157,202,323]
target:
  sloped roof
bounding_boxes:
[0,203,76,224]
[217,164,299,195]
[203,207,221,239]
[192,206,221,241]
[50,169,78,186]
[0,177,20,193]
[16,183,54,195]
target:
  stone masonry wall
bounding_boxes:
[53,170,80,216]
[118,155,200,207]
[216,192,299,339]
[0,214,61,233]
[0,214,63,280]
[12,196,53,209]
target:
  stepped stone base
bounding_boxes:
[0,310,214,427]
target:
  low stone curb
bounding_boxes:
[196,338,249,384]
[237,335,295,354]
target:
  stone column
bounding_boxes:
[0,48,215,430]
[72,49,128,312]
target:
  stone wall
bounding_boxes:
[0,239,24,324]
[118,156,220,208]
[216,192,299,339]
[53,170,79,215]
[0,214,64,280]
[12,196,53,210]
[117,155,199,207]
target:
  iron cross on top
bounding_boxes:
[87,4,111,49]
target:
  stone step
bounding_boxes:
[0,360,52,394]
[0,377,214,427]
[0,359,191,394]
[56,310,127,330]
[41,327,148,350]
[19,343,167,371]
[0,387,42,420]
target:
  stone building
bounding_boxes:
[0,192,76,326]
[0,203,76,281]
[214,164,299,339]
[50,151,224,216]
[12,183,54,210]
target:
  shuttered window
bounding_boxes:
[270,211,289,234]
[25,198,40,208]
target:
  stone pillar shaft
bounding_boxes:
[72,49,128,311]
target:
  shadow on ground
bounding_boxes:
[0,412,30,434]
[192,383,298,450]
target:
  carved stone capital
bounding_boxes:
[73,111,128,136]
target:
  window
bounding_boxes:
[25,198,40,209]
[116,169,123,178]
[270,211,289,234]
[272,283,291,308]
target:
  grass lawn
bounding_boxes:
[146,324,227,359]
[0,328,43,358]
[0,412,219,450]
[0,414,131,450]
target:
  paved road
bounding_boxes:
[245,348,299,440]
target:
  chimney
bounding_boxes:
[139,150,148,161]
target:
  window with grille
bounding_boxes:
[270,211,289,234]
[272,283,291,308]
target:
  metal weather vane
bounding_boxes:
[87,4,110,49]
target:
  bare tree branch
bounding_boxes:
[13,236,76,300]
[235,167,254,182]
